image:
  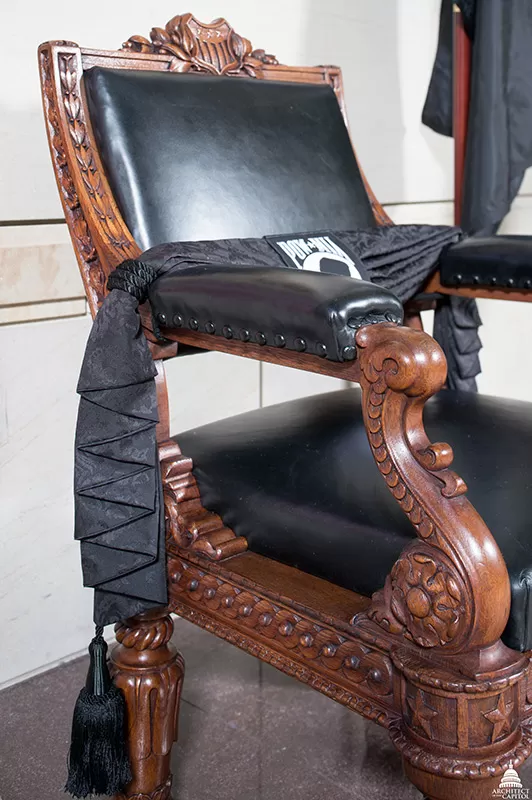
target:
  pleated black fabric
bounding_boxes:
[433,296,482,391]
[423,0,532,236]
[75,291,167,626]
[75,224,477,625]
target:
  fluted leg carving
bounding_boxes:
[110,610,184,800]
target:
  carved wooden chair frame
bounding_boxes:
[39,14,531,800]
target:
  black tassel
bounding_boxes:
[65,626,132,798]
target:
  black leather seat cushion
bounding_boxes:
[441,235,532,289]
[84,68,376,250]
[177,388,532,651]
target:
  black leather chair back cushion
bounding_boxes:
[84,68,376,250]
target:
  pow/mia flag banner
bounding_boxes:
[265,232,368,280]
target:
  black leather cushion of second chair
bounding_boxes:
[177,388,532,652]
[440,235,532,289]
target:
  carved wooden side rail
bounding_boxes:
[167,553,395,726]
[159,439,247,561]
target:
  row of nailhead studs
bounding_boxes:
[156,311,399,361]
[157,311,341,358]
[453,273,532,289]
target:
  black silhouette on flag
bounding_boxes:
[266,232,368,280]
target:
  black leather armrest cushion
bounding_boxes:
[149,265,403,362]
[440,235,532,290]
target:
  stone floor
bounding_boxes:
[2,617,529,800]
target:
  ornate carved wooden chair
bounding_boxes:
[39,13,532,800]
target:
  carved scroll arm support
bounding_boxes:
[356,323,511,662]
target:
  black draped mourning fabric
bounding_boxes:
[75,224,478,626]
[423,0,532,236]
[75,291,168,626]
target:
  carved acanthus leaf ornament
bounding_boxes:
[123,13,279,76]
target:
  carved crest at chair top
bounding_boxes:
[123,13,279,76]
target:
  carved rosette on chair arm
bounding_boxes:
[356,323,531,799]
[110,610,184,800]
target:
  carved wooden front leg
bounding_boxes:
[110,610,184,800]
[356,324,531,799]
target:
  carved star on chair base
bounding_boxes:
[484,693,515,742]
[407,690,438,738]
